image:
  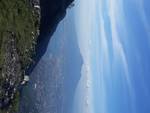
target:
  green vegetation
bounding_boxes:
[0,0,39,69]
[0,0,39,112]
[0,91,20,113]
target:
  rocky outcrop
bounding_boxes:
[0,32,21,109]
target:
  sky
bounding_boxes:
[70,0,150,113]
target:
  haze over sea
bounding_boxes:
[20,0,150,113]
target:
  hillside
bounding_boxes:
[0,0,40,112]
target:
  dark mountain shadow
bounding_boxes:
[19,9,83,113]
[26,0,74,75]
[19,0,83,113]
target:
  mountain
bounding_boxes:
[27,0,74,74]
[0,0,74,112]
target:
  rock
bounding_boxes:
[34,5,40,9]
[24,75,30,82]
[3,98,10,106]
[21,75,30,85]
[0,33,22,109]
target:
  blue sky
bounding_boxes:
[69,0,150,113]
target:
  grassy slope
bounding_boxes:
[0,0,38,69]
[0,0,39,112]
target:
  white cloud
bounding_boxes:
[73,63,94,113]
[108,0,129,88]
[72,0,98,113]
[136,0,150,42]
[108,0,136,112]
